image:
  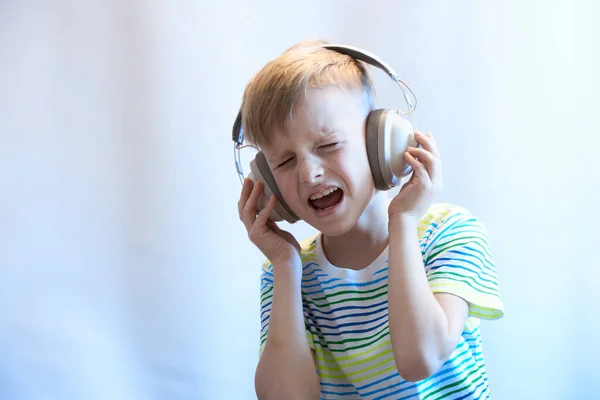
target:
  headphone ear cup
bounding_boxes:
[247,167,284,222]
[250,152,300,224]
[366,109,388,190]
[366,109,417,190]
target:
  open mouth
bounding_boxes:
[308,186,344,212]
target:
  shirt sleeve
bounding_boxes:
[421,205,504,319]
[258,260,315,356]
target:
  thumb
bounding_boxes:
[266,219,282,233]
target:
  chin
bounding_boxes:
[302,200,360,237]
[314,220,354,237]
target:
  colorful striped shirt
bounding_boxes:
[259,203,504,399]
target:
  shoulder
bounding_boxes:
[419,203,494,266]
[418,203,487,237]
[420,203,479,225]
[420,205,503,319]
[299,233,320,257]
[418,203,492,256]
[260,233,320,274]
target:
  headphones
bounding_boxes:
[232,44,419,224]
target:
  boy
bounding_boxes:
[236,41,504,399]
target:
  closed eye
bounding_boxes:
[277,157,294,169]
[320,142,339,149]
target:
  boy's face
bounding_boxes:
[261,87,377,236]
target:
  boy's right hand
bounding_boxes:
[238,178,301,265]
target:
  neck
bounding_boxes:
[321,191,390,270]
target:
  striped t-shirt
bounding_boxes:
[259,203,504,399]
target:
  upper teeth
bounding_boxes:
[310,186,338,200]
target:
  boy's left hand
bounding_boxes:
[388,131,442,221]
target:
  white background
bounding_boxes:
[1,1,598,399]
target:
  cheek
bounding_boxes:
[274,173,300,206]
[339,146,371,183]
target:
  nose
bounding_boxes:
[298,156,324,184]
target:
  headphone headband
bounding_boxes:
[232,109,243,145]
[321,44,400,83]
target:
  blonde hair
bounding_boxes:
[240,40,376,148]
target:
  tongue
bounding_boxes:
[310,189,343,210]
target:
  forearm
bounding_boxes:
[387,215,453,381]
[255,258,320,400]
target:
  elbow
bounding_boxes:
[255,384,317,400]
[395,354,444,382]
[255,372,282,400]
[255,367,286,400]
[255,364,319,400]
[391,335,452,382]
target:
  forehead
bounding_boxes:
[261,87,368,152]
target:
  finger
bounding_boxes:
[243,181,263,229]
[238,178,253,219]
[266,219,280,233]
[414,131,440,158]
[267,218,301,252]
[406,147,438,179]
[407,146,443,189]
[404,150,431,183]
[255,194,277,229]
